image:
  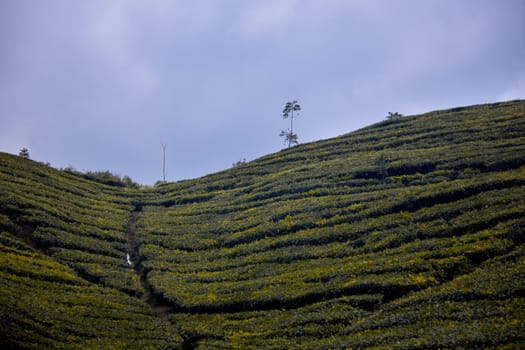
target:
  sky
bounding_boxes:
[1,0,524,185]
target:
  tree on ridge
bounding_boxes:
[19,148,30,159]
[280,100,301,148]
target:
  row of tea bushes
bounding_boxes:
[134,101,525,348]
[0,153,144,295]
[0,231,180,349]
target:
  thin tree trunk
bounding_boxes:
[289,110,294,148]
[161,143,167,182]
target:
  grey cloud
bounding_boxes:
[1,0,523,184]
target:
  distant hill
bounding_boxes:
[1,100,524,349]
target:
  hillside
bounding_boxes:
[1,100,524,349]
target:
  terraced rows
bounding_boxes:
[0,232,179,349]
[1,100,524,349]
[0,155,180,348]
[136,101,525,348]
[0,155,144,294]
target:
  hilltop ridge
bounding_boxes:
[1,100,524,349]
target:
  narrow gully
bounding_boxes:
[126,206,174,318]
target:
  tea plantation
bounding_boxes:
[1,100,524,349]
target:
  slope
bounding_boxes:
[0,155,181,348]
[136,100,525,348]
[0,100,524,349]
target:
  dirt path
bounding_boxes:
[126,208,174,319]
[126,210,139,268]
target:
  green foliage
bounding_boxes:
[0,232,180,349]
[281,100,301,148]
[1,100,525,348]
[18,147,30,159]
[376,152,388,180]
[135,100,525,348]
[279,129,299,147]
[0,154,181,347]
[62,167,140,188]
[387,111,403,120]
[232,158,247,168]
[82,170,140,188]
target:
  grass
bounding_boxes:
[1,99,524,348]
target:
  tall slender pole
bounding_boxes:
[161,142,167,182]
[289,109,294,148]
[290,109,294,135]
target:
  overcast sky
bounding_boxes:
[1,0,524,184]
